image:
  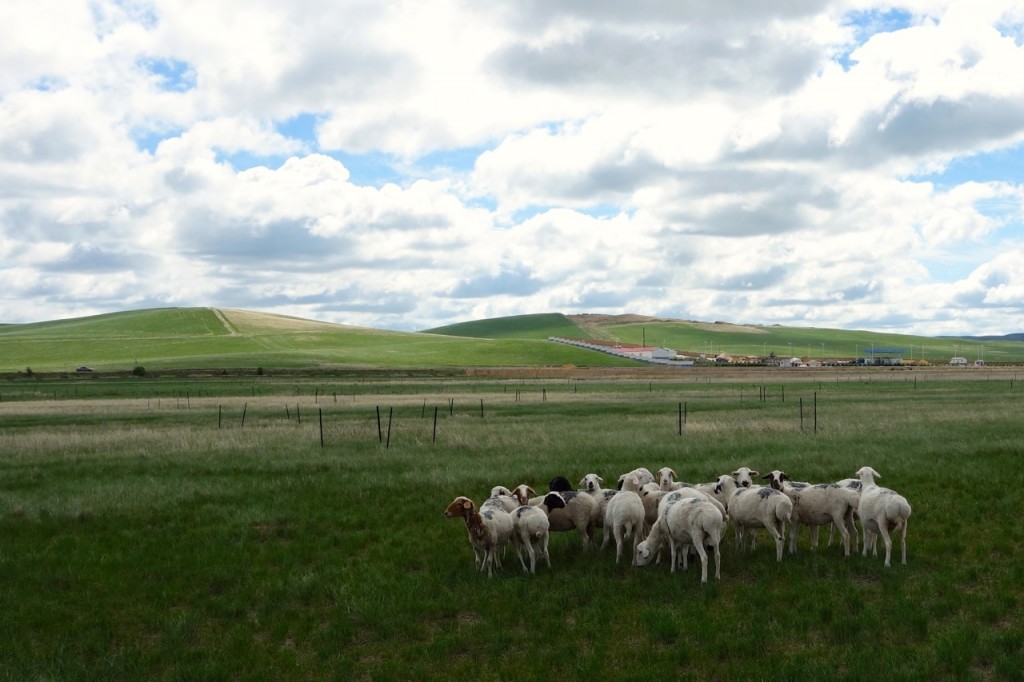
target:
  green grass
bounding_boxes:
[1,371,1022,679]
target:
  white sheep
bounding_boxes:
[694,474,739,512]
[657,466,688,491]
[617,467,656,489]
[522,484,598,550]
[635,496,724,582]
[510,492,566,574]
[488,485,519,513]
[641,486,727,534]
[728,485,793,562]
[855,466,912,567]
[444,495,514,577]
[602,475,646,564]
[827,478,863,551]
[763,471,859,556]
[731,466,760,489]
[579,473,618,541]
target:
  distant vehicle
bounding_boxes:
[75,366,94,373]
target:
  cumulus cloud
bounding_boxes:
[0,0,1023,335]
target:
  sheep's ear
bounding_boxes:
[760,472,772,480]
[782,472,790,481]
[527,486,536,496]
[731,470,740,477]
[460,498,473,510]
[750,470,760,477]
[670,468,678,478]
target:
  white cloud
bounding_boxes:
[1,0,1023,336]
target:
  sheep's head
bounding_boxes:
[511,484,535,506]
[542,492,566,512]
[763,470,790,491]
[657,466,678,491]
[855,466,880,484]
[548,475,573,492]
[731,467,759,488]
[635,539,655,567]
[444,496,474,518]
[490,485,513,499]
[620,474,641,493]
[580,473,604,493]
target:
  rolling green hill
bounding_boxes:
[430,313,1024,365]
[422,313,590,340]
[0,308,636,373]
[3,308,1022,373]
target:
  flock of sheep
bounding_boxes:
[443,465,912,583]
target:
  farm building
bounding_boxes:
[950,356,968,366]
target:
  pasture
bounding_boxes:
[1,368,1022,680]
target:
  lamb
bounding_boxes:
[728,485,793,561]
[444,495,514,577]
[763,471,858,556]
[510,492,566,574]
[602,475,645,564]
[855,466,912,567]
[635,496,724,582]
[523,482,598,549]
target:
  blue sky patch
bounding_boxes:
[836,8,916,69]
[325,151,403,187]
[139,57,196,92]
[910,144,1024,191]
[276,113,319,145]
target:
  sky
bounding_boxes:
[2,1,1024,335]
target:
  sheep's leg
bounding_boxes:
[631,526,642,567]
[834,516,851,557]
[541,533,552,569]
[693,533,709,583]
[713,541,721,581]
[515,538,529,573]
[899,518,908,565]
[614,525,625,564]
[789,520,800,554]
[878,521,894,567]
[668,537,678,574]
[524,537,537,574]
[768,522,784,562]
[809,525,820,551]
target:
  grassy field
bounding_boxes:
[1,368,1022,680]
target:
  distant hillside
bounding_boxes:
[0,308,637,373]
[422,313,591,340]
[427,313,1024,364]
[4,308,1023,373]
